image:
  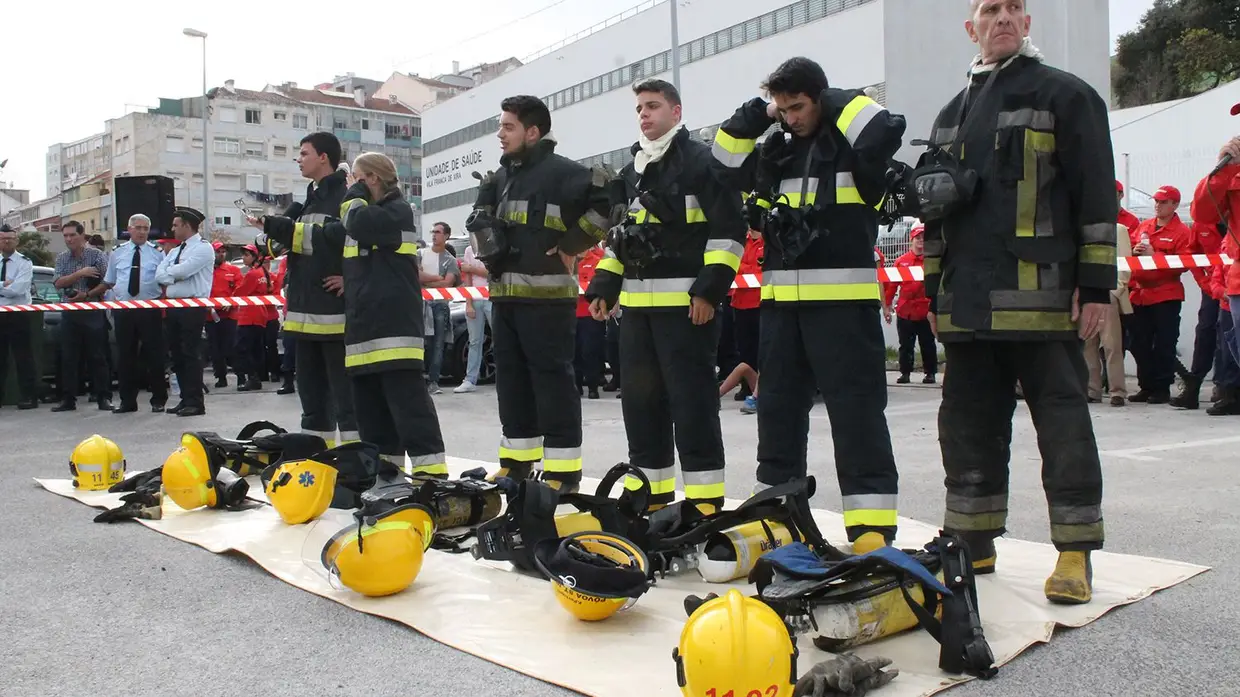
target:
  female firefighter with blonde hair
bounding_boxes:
[337,151,447,477]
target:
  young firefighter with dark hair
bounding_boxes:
[712,57,905,554]
[584,79,746,513]
[249,132,358,448]
[916,0,1116,604]
[466,95,612,493]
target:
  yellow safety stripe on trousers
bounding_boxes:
[284,312,346,335]
[543,447,583,473]
[619,277,695,308]
[624,466,677,496]
[597,247,625,275]
[490,272,578,300]
[935,311,1076,334]
[682,470,725,502]
[703,238,744,271]
[835,95,886,149]
[842,494,898,528]
[1015,131,1057,238]
[712,129,756,168]
[499,436,544,462]
[408,453,448,476]
[292,222,314,254]
[344,336,426,368]
[760,268,881,302]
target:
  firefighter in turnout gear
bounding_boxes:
[585,79,747,513]
[337,152,446,477]
[251,132,358,447]
[468,96,612,493]
[712,57,904,553]
[916,0,1114,604]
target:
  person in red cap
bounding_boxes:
[206,241,241,388]
[1128,185,1195,403]
[232,244,275,391]
[883,223,936,384]
[1116,181,1140,238]
[1189,119,1240,414]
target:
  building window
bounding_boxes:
[214,215,233,226]
[213,137,240,155]
[244,140,264,157]
[245,174,264,191]
[273,144,288,158]
[273,111,287,121]
[654,52,667,72]
[214,173,241,190]
[219,107,237,123]
[192,137,203,149]
[245,108,261,124]
[165,136,185,153]
[293,114,309,129]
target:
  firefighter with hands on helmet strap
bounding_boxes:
[249,132,359,449]
[465,95,612,494]
[907,0,1115,604]
[711,57,906,554]
[584,79,747,514]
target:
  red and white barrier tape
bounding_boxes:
[3,254,1231,310]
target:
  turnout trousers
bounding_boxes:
[620,311,726,510]
[493,301,582,488]
[756,302,899,542]
[294,338,358,447]
[939,340,1104,552]
[352,369,446,476]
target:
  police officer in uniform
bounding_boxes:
[915,0,1114,605]
[713,57,905,554]
[251,132,358,447]
[104,213,168,412]
[585,79,746,512]
[466,95,611,493]
[155,207,215,417]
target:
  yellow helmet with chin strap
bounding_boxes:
[70,435,127,491]
[533,531,651,622]
[161,433,250,511]
[320,503,435,597]
[266,458,338,525]
[673,589,799,697]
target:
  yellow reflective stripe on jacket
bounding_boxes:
[619,277,694,308]
[543,447,582,474]
[292,222,313,254]
[544,203,568,232]
[685,195,707,224]
[682,470,725,502]
[597,248,624,275]
[490,272,578,300]
[284,312,346,335]
[842,494,898,529]
[343,230,418,258]
[835,95,885,148]
[703,239,743,271]
[340,198,367,228]
[499,200,530,225]
[578,210,609,240]
[775,173,863,207]
[712,129,756,168]
[1016,131,1057,238]
[760,268,880,302]
[344,336,425,368]
[499,436,543,463]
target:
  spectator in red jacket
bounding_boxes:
[1171,221,1228,409]
[1116,180,1141,239]
[1129,185,1195,403]
[271,256,295,395]
[719,230,763,413]
[1191,128,1240,414]
[233,244,275,392]
[575,245,606,399]
[883,223,936,384]
[206,241,241,388]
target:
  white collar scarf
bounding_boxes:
[634,124,685,175]
[969,36,1044,76]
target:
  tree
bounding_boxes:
[1113,0,1240,107]
[17,231,53,266]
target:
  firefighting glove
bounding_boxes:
[793,654,898,697]
[93,501,163,524]
[472,170,500,209]
[344,180,371,203]
[108,467,162,494]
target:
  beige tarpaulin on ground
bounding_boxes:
[38,457,1208,697]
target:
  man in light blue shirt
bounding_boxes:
[0,224,38,408]
[155,207,214,416]
[104,214,169,413]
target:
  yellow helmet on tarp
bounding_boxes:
[673,589,798,697]
[320,503,435,597]
[161,433,249,511]
[533,531,651,622]
[70,435,126,491]
[266,458,338,525]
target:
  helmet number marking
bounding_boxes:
[705,687,779,697]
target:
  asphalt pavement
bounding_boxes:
[2,373,1233,697]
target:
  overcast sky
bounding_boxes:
[1,0,1154,200]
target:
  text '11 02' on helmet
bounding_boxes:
[320,503,436,597]
[673,589,798,697]
[160,433,250,511]
[533,531,652,622]
[70,435,127,491]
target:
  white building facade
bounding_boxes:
[420,0,1110,236]
[46,131,111,198]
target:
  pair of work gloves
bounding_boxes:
[795,653,899,697]
[93,468,163,523]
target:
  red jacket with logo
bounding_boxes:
[1129,215,1194,306]
[1118,208,1141,239]
[576,246,604,318]
[1191,163,1240,299]
[212,263,242,318]
[731,236,765,311]
[234,265,275,327]
[883,251,930,320]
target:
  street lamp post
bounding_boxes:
[183,28,209,229]
[669,0,681,89]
